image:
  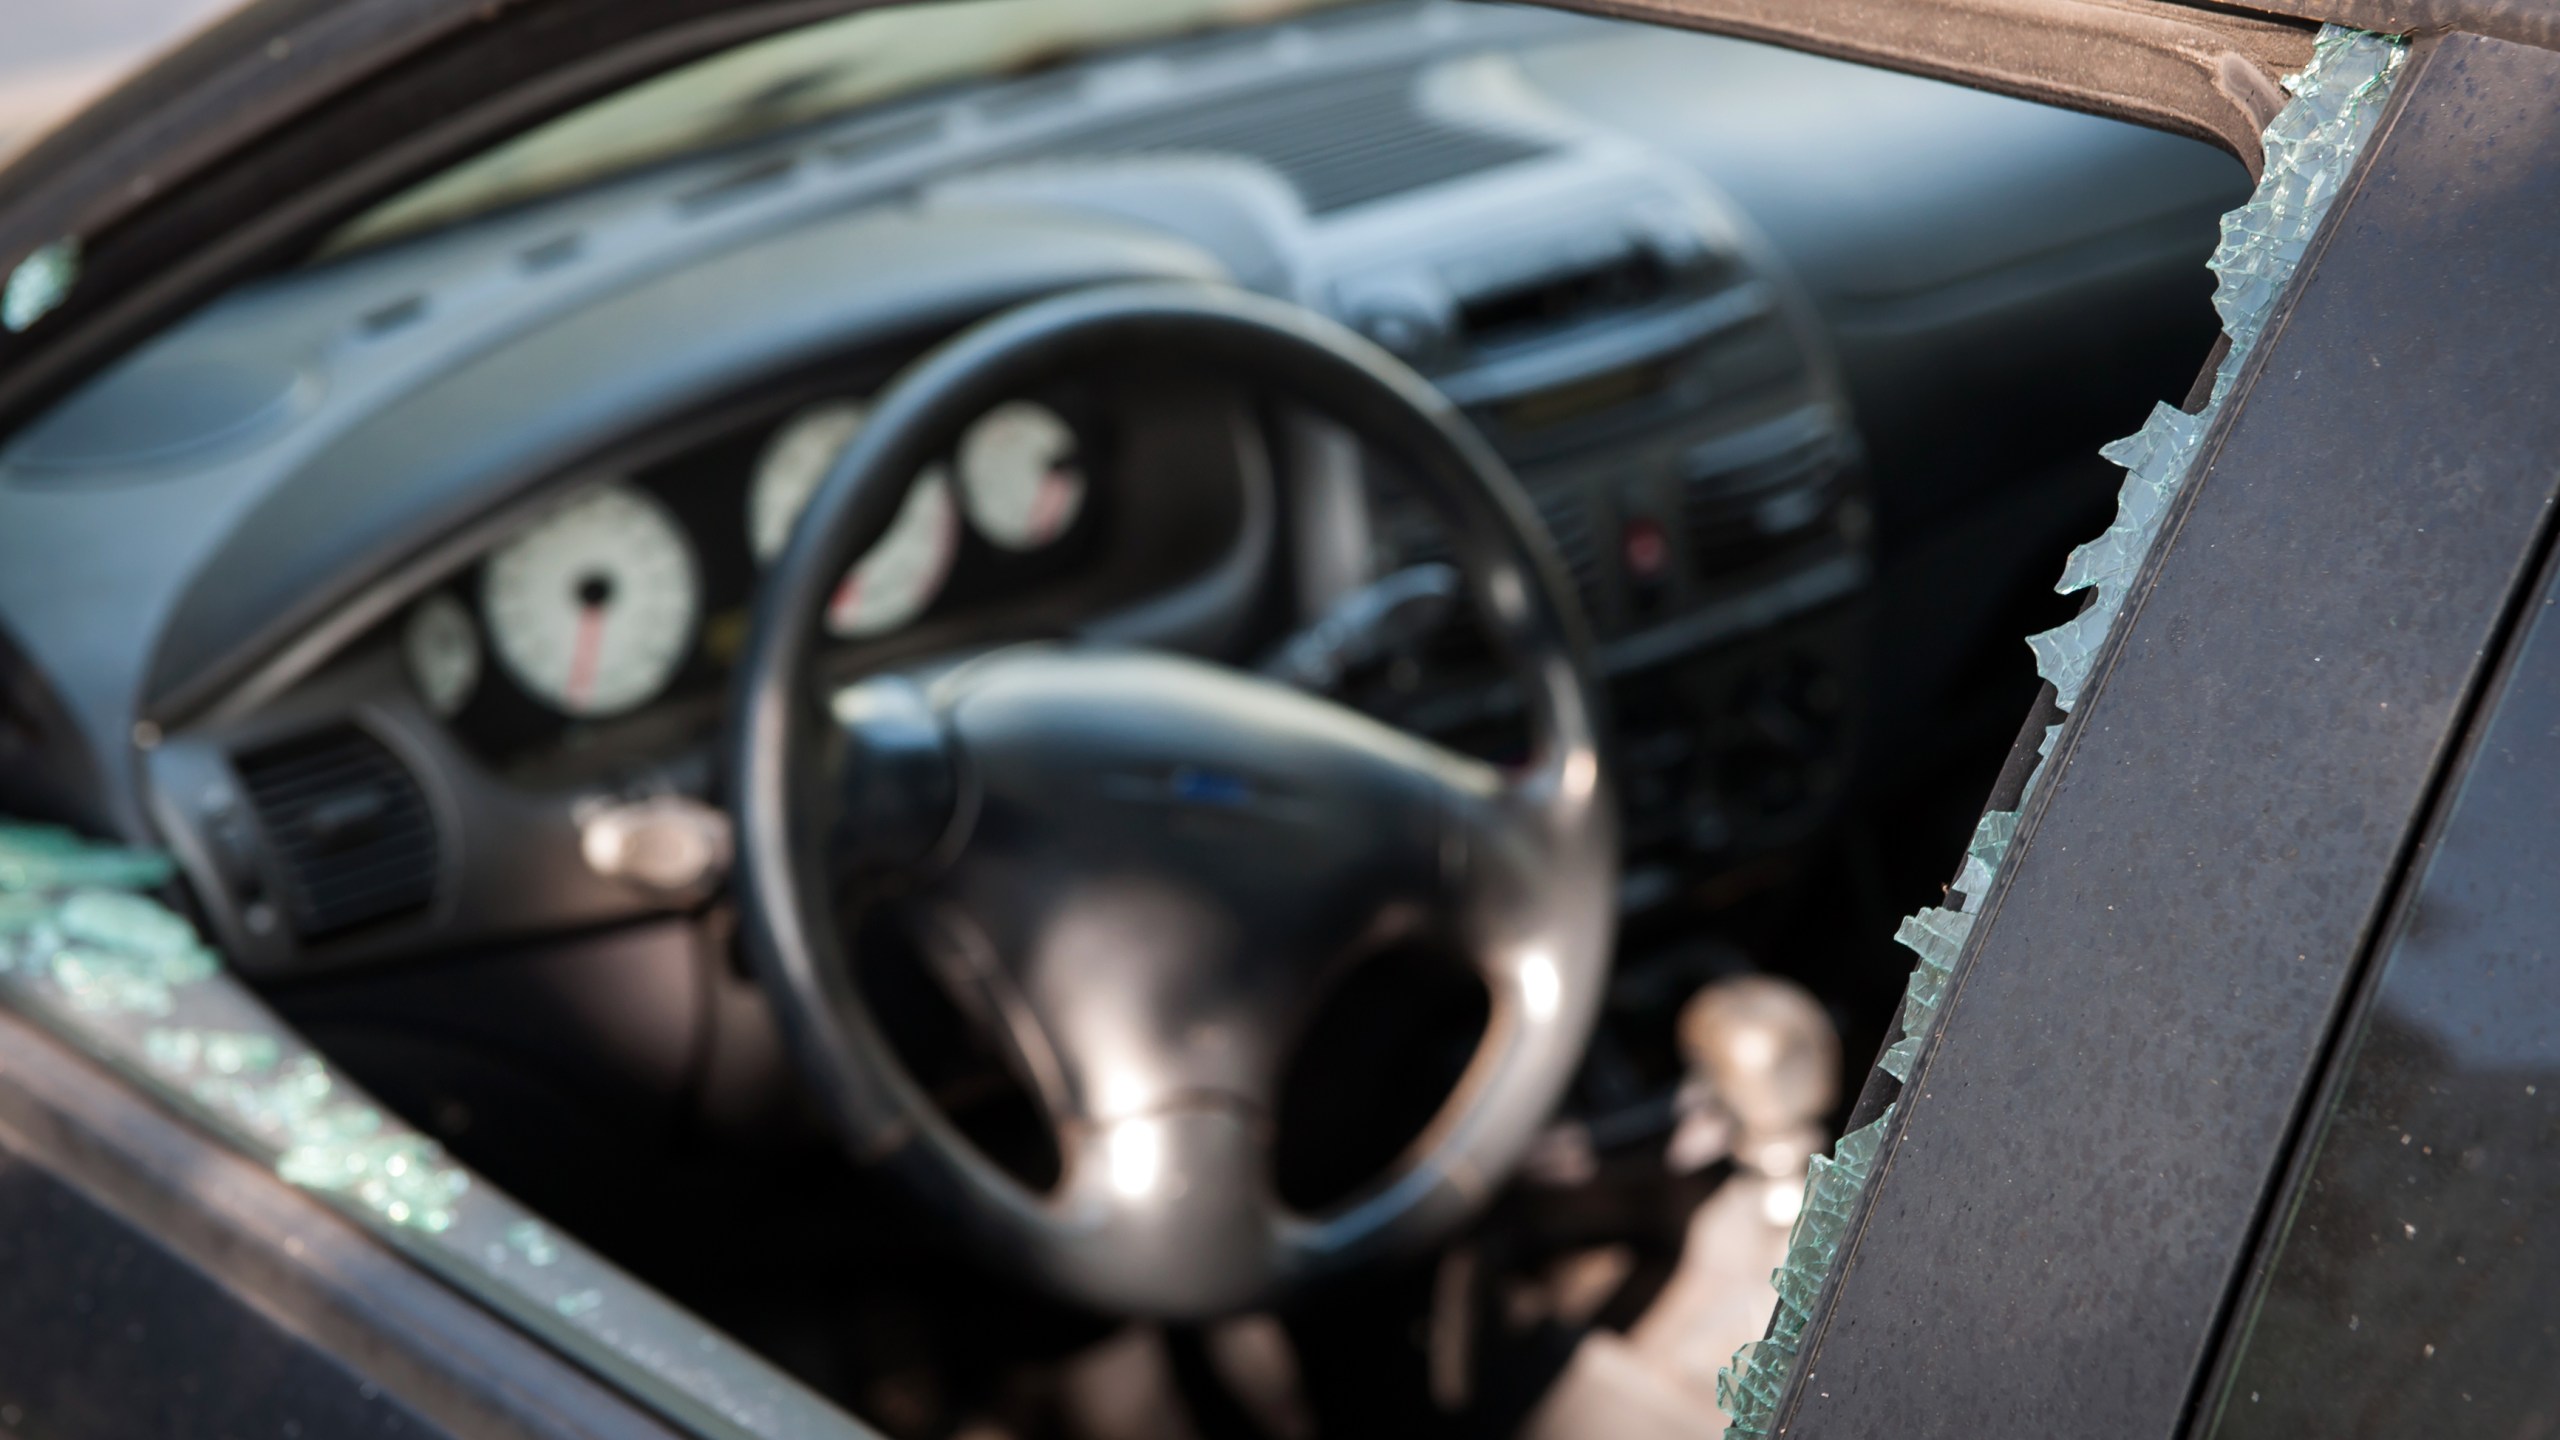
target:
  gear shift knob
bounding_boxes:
[1677,975,1837,1142]
[1526,975,1844,1439]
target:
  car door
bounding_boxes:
[0,4,2552,1440]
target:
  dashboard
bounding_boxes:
[0,0,2246,983]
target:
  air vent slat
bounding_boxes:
[297,871,437,908]
[1531,486,1606,625]
[249,770,412,808]
[269,832,436,869]
[270,837,435,867]
[1684,429,1848,582]
[236,726,438,941]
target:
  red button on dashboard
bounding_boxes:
[1624,516,1669,579]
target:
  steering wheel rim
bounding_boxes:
[730,281,1616,1318]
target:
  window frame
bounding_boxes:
[1767,27,2560,1440]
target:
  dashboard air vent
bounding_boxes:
[675,156,798,216]
[824,112,943,168]
[1053,67,1547,215]
[235,725,438,940]
[1457,250,1675,350]
[981,70,1089,121]
[1683,419,1849,583]
[1373,485,1602,629]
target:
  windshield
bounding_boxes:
[326,0,1355,254]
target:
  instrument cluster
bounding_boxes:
[397,389,1099,769]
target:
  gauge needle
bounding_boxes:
[566,600,608,710]
[829,573,863,629]
[1030,469,1076,542]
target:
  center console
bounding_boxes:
[1299,84,1869,899]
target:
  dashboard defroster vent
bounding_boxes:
[235,725,438,941]
[1053,67,1548,215]
[1456,249,1675,350]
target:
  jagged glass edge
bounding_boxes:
[0,822,870,1440]
[1715,27,2408,1438]
[1713,1102,1895,1435]
[1,238,78,334]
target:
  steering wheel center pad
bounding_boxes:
[924,646,1478,1109]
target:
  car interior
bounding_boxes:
[0,0,2251,1435]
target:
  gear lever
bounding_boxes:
[1525,975,1839,1440]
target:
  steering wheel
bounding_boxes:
[730,282,1616,1319]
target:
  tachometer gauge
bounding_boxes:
[748,401,865,563]
[403,593,481,717]
[482,483,700,719]
[749,400,960,638]
[958,400,1084,550]
[825,476,958,637]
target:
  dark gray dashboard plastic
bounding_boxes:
[7,348,319,476]
[0,0,2244,842]
[1512,26,2246,310]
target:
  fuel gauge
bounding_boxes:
[958,400,1084,550]
[404,593,481,717]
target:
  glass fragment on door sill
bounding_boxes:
[0,820,872,1440]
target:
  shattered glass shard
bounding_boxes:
[0,892,51,942]
[0,823,473,1232]
[1876,1033,1923,1084]
[59,887,211,963]
[2207,32,2407,403]
[145,1026,283,1077]
[1714,1105,1896,1439]
[1954,810,2019,912]
[202,1056,353,1133]
[2031,29,2406,714]
[1769,1235,1829,1326]
[1894,908,1971,1003]
[4,794,850,1416]
[2030,402,2205,709]
[1717,1336,1797,1434]
[505,1218,564,1267]
[45,940,218,1015]
[279,1130,472,1233]
[0,824,171,891]
[1879,905,1973,1081]
[1,238,79,333]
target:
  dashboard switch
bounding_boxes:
[1622,515,1669,582]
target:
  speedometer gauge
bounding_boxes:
[749,400,959,639]
[482,483,699,719]
[958,400,1084,550]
